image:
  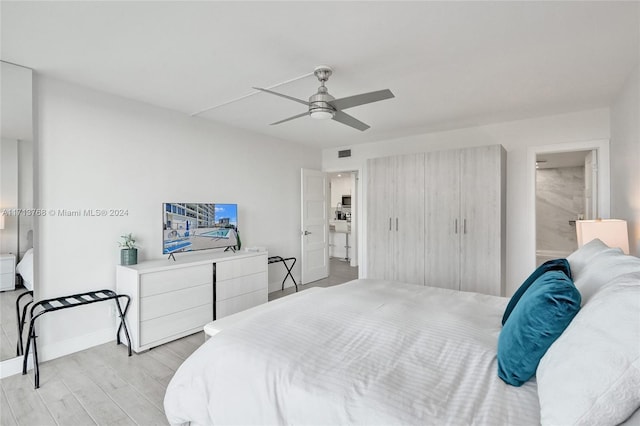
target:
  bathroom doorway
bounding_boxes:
[527,139,611,267]
[328,171,358,268]
[535,150,595,265]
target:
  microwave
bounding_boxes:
[341,195,351,207]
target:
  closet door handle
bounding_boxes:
[389,217,392,231]
[455,219,458,234]
[463,219,467,234]
[396,218,399,231]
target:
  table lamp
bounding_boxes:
[576,219,629,254]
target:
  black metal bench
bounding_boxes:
[22,289,132,389]
[268,256,298,292]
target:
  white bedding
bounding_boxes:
[16,248,34,291]
[164,279,540,425]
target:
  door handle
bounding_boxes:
[303,230,312,236]
[396,217,398,231]
[463,219,467,234]
[455,218,458,234]
[389,217,392,231]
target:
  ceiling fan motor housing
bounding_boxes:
[309,86,335,119]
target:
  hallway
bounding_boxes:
[268,258,358,301]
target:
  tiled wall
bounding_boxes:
[536,166,585,255]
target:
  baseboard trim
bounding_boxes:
[0,355,33,379]
[0,326,117,378]
[39,326,116,362]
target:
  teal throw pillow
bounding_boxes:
[502,258,571,326]
[497,270,581,386]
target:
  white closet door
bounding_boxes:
[459,145,505,296]
[424,149,460,290]
[366,156,395,280]
[394,153,425,285]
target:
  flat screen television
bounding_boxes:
[163,203,238,254]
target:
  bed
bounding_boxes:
[16,248,34,291]
[164,239,640,426]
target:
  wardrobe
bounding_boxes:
[366,144,506,296]
[367,153,425,285]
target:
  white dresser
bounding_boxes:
[0,254,16,291]
[116,250,268,352]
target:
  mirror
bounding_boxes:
[0,61,34,362]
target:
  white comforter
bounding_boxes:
[164,279,540,425]
[16,248,34,291]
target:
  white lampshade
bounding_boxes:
[0,215,4,230]
[576,219,629,254]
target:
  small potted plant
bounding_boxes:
[119,233,138,265]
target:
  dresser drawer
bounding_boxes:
[217,271,267,301]
[140,263,213,297]
[0,258,14,274]
[140,303,212,346]
[216,255,266,281]
[0,272,15,291]
[140,283,213,321]
[216,288,267,319]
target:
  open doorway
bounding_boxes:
[328,171,359,269]
[535,150,595,265]
[530,139,610,268]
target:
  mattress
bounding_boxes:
[164,279,540,425]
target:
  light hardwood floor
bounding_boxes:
[1,258,358,425]
[0,284,31,362]
[1,332,203,426]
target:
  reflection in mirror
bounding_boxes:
[0,61,34,362]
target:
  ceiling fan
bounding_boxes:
[253,66,394,131]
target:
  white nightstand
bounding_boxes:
[0,254,16,291]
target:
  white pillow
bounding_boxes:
[537,272,640,426]
[574,249,640,304]
[567,238,616,281]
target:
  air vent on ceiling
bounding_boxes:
[338,149,351,158]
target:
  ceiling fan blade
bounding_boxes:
[253,87,309,106]
[332,110,370,131]
[329,89,394,111]
[270,111,310,125]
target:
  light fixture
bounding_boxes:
[576,219,629,254]
[308,84,335,120]
[309,109,334,120]
[0,214,4,230]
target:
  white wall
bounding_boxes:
[1,62,32,142]
[323,108,611,296]
[610,64,640,256]
[35,76,320,360]
[330,175,351,208]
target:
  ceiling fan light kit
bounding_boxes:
[254,65,395,131]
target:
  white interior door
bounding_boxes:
[301,169,329,284]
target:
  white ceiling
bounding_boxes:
[2,1,638,149]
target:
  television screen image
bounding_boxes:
[163,203,238,254]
